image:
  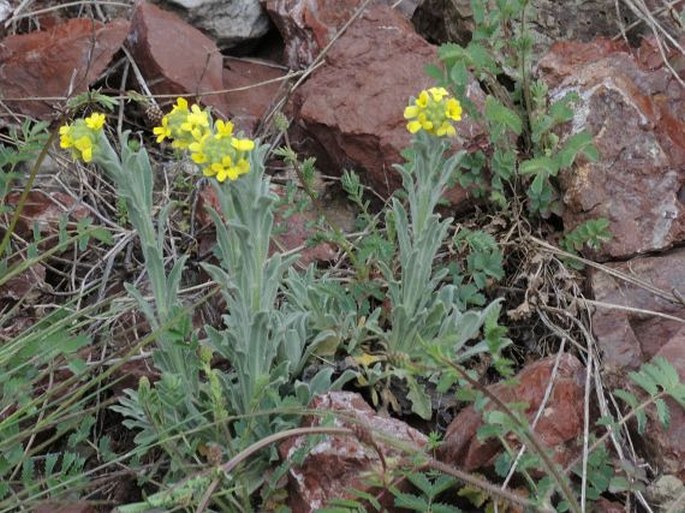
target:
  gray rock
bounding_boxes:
[160,0,271,49]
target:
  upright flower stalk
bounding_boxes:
[59,112,195,385]
[152,99,297,437]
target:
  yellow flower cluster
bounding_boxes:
[153,98,255,182]
[59,112,106,162]
[404,87,463,137]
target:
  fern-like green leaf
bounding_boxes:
[557,131,598,169]
[394,491,430,511]
[654,397,670,428]
[484,96,522,135]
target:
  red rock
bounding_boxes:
[127,1,228,116]
[0,263,46,301]
[649,329,685,481]
[537,38,685,259]
[439,353,585,471]
[273,210,337,266]
[590,248,685,370]
[0,18,129,119]
[264,0,418,69]
[287,4,486,201]
[279,391,427,513]
[222,57,286,133]
[6,191,91,239]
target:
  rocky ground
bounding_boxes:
[0,0,684,512]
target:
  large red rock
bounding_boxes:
[279,391,427,513]
[222,57,286,133]
[439,353,585,471]
[0,18,129,119]
[285,4,486,201]
[537,38,685,260]
[590,247,685,371]
[127,1,228,116]
[264,0,419,69]
[590,248,685,480]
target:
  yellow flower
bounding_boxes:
[181,104,211,140]
[84,112,106,130]
[231,138,255,152]
[73,135,94,162]
[404,87,463,137]
[58,115,103,162]
[152,98,209,149]
[215,120,234,138]
[154,98,256,182]
[153,117,171,143]
[445,98,462,121]
[59,124,74,148]
[170,97,189,114]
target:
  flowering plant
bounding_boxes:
[404,87,463,137]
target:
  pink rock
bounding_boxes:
[439,353,585,471]
[0,18,129,119]
[590,248,685,370]
[279,391,427,513]
[537,38,685,259]
[127,1,228,116]
[288,4,486,202]
[222,57,286,133]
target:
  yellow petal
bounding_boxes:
[446,98,463,121]
[430,87,448,101]
[407,120,422,133]
[216,120,234,137]
[231,138,255,151]
[81,147,93,162]
[85,112,106,130]
[416,90,429,108]
[403,105,419,119]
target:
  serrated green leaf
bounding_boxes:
[655,397,670,428]
[613,388,638,408]
[394,491,430,511]
[519,156,558,177]
[484,96,522,135]
[558,131,598,168]
[432,502,464,513]
[406,471,434,496]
